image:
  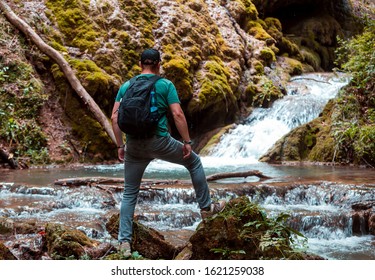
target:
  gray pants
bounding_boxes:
[118,135,211,243]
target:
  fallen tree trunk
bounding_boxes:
[0,1,116,145]
[206,170,271,181]
[54,169,270,187]
[54,177,178,190]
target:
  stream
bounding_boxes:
[1,72,375,260]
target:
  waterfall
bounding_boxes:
[208,73,351,161]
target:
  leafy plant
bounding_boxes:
[211,248,246,258]
[242,212,307,259]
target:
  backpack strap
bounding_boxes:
[125,75,162,94]
[137,74,162,86]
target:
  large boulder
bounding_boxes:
[177,196,315,260]
[45,223,100,260]
[106,214,182,260]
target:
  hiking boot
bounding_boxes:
[200,200,226,220]
[118,241,131,257]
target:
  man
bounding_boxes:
[111,48,225,257]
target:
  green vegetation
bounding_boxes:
[192,196,308,260]
[332,20,375,165]
[0,57,49,164]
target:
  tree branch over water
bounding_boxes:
[290,77,331,84]
[206,170,271,181]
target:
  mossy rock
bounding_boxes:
[259,123,316,163]
[105,213,181,260]
[252,76,284,108]
[188,196,306,260]
[45,223,97,260]
[200,124,235,155]
[281,57,303,76]
[259,47,276,65]
[162,57,193,102]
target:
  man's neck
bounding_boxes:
[141,70,157,74]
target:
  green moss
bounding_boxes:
[240,0,258,19]
[192,196,307,260]
[0,55,49,164]
[192,56,234,112]
[259,47,276,65]
[62,89,115,162]
[45,223,94,260]
[253,59,264,74]
[200,125,234,155]
[282,57,303,76]
[244,82,258,106]
[46,0,100,51]
[247,21,273,41]
[300,47,321,71]
[252,76,283,108]
[278,37,301,57]
[162,56,192,102]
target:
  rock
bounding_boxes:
[0,218,13,235]
[369,214,375,235]
[106,213,182,260]
[45,223,99,260]
[85,242,113,260]
[174,243,193,260]
[184,196,312,260]
[0,242,17,260]
[0,218,40,236]
[351,201,375,235]
[7,234,46,260]
[368,213,375,235]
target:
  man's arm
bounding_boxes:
[111,102,125,161]
[169,103,192,159]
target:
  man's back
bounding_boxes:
[115,74,180,137]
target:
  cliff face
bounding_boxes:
[0,0,372,165]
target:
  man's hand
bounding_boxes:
[183,143,191,159]
[118,146,125,162]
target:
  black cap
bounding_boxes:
[140,48,161,65]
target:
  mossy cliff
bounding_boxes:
[0,0,372,165]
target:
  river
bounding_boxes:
[1,72,374,260]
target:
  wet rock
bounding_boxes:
[351,201,375,235]
[85,242,113,260]
[45,223,99,260]
[106,213,181,260]
[369,214,375,235]
[7,234,46,260]
[179,196,312,260]
[352,212,370,235]
[0,218,13,235]
[0,242,17,260]
[0,218,41,236]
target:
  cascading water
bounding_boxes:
[208,72,351,161]
[2,180,374,259]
